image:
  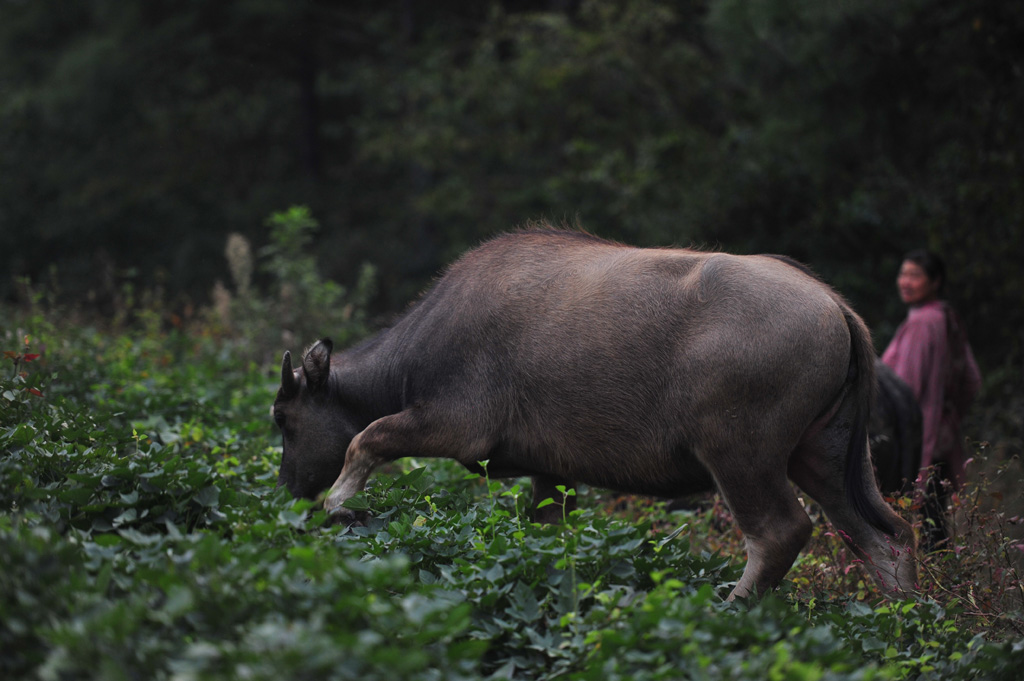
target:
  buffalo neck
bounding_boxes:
[329,328,410,425]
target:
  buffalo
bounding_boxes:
[870,359,923,496]
[272,229,916,599]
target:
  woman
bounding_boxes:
[881,250,982,549]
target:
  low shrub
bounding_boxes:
[3,222,1023,678]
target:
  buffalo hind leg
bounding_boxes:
[707,456,813,600]
[531,475,577,524]
[789,434,917,594]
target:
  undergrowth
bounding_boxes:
[2,208,1023,679]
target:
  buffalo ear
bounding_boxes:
[281,351,299,398]
[302,338,333,392]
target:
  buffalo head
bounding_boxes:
[272,338,358,500]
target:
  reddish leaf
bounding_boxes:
[3,351,18,360]
[27,388,43,397]
[23,353,40,362]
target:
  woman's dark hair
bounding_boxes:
[903,250,971,408]
[903,249,946,293]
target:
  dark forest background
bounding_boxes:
[2,0,1022,380]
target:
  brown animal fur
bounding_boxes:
[272,228,916,599]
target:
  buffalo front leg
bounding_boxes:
[323,409,437,523]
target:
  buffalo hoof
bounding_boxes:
[324,506,368,528]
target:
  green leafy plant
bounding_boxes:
[216,205,377,362]
[2,284,1024,680]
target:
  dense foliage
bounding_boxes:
[2,0,1023,373]
[3,242,1024,679]
[4,1,1023,676]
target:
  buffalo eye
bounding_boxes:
[273,410,286,428]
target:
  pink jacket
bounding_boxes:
[881,300,981,489]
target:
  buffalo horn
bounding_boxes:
[281,351,299,398]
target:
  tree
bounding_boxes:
[1,0,1021,374]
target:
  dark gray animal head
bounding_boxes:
[272,339,358,499]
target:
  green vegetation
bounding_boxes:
[2,234,1023,680]
[3,0,1023,674]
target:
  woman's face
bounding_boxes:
[897,260,941,306]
